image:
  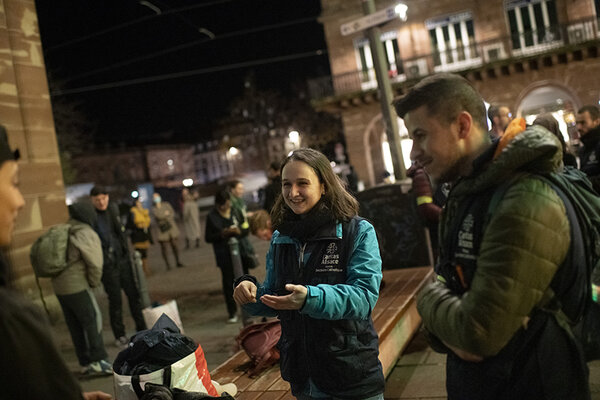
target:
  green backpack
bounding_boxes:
[486,166,600,361]
[29,223,72,278]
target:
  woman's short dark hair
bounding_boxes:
[271,148,359,227]
[227,179,241,191]
[214,189,230,206]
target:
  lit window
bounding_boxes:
[354,31,403,85]
[426,11,478,69]
[506,0,558,51]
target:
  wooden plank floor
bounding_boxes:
[210,266,434,399]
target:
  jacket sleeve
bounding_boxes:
[301,220,383,320]
[71,227,103,288]
[204,212,223,244]
[417,177,570,357]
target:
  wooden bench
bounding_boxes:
[210,266,434,400]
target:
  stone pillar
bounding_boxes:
[0,0,68,312]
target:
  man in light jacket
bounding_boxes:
[52,202,112,376]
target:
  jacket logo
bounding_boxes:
[456,213,476,260]
[317,242,342,272]
[327,243,337,254]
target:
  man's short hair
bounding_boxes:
[578,105,600,120]
[393,73,488,131]
[90,185,108,196]
[487,105,500,121]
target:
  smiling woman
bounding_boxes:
[233,148,385,400]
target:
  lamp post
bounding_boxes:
[361,0,407,181]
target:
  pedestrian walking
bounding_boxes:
[182,188,201,249]
[234,148,385,400]
[393,73,589,399]
[152,192,184,269]
[128,198,153,276]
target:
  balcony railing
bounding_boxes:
[309,17,600,101]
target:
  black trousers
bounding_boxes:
[57,289,107,366]
[101,257,147,339]
[219,261,249,319]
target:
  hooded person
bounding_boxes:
[50,202,112,375]
[0,125,112,399]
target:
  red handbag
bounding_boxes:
[236,320,281,377]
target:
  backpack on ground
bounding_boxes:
[235,319,281,377]
[29,223,73,278]
[487,167,600,361]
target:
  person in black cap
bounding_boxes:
[0,125,111,399]
[90,185,146,347]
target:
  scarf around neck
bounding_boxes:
[275,200,335,241]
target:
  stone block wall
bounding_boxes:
[0,0,67,315]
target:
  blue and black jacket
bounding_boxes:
[241,216,384,399]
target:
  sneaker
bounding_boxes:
[227,315,239,324]
[82,360,113,376]
[115,336,128,348]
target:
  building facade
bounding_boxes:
[315,0,600,187]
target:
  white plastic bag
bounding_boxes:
[113,345,217,400]
[142,300,184,333]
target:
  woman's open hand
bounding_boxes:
[260,284,307,310]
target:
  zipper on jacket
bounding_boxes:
[298,242,307,278]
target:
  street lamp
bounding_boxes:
[394,4,408,21]
[288,130,300,147]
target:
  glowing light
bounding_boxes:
[395,3,408,21]
[131,190,139,199]
[288,130,300,146]
[182,179,194,187]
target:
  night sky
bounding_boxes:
[34,0,329,146]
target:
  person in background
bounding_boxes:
[233,148,385,400]
[576,104,600,192]
[394,73,588,399]
[152,192,184,269]
[205,189,250,324]
[54,202,112,376]
[262,161,282,213]
[90,185,146,348]
[487,104,512,139]
[0,126,112,399]
[182,188,201,249]
[248,209,273,241]
[227,180,259,271]
[532,113,577,167]
[128,198,153,276]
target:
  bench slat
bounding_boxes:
[245,366,285,391]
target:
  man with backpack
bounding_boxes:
[52,202,112,375]
[393,73,590,399]
[90,185,146,347]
